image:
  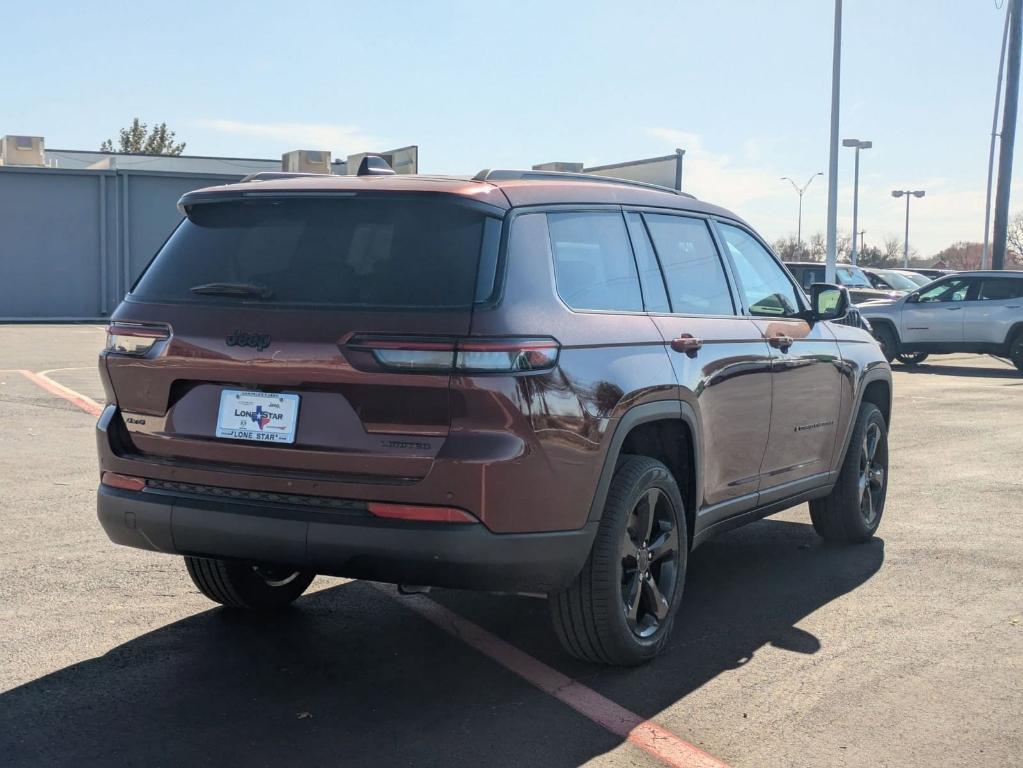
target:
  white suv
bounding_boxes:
[859,271,1023,370]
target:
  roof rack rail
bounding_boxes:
[239,171,335,183]
[472,169,696,199]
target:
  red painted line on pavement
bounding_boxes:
[378,585,729,768]
[18,370,103,417]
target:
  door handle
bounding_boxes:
[670,334,703,358]
[945,306,963,311]
[767,334,794,352]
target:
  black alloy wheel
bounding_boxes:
[620,487,680,638]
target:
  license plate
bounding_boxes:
[215,390,300,444]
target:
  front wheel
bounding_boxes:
[810,403,888,543]
[896,352,929,366]
[185,557,315,609]
[1010,334,1023,373]
[549,455,688,666]
[873,325,897,363]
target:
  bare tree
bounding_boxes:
[882,236,903,265]
[101,118,186,155]
[933,242,984,270]
[1007,211,1023,262]
[807,232,826,262]
[855,245,893,268]
[772,235,808,261]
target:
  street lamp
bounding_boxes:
[891,190,926,267]
[842,139,872,264]
[781,172,824,247]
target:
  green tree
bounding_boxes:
[100,118,186,155]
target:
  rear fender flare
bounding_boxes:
[1003,321,1023,350]
[586,400,702,523]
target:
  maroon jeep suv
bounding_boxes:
[97,167,892,665]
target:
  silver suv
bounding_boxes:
[859,271,1023,370]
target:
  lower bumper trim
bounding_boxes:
[97,485,596,594]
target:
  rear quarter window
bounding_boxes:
[547,211,644,312]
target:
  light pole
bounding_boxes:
[825,0,843,283]
[781,172,823,247]
[842,139,872,264]
[892,190,926,267]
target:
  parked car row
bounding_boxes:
[784,262,959,306]
[779,260,1022,371]
[784,261,902,304]
[858,271,1023,371]
[863,267,931,291]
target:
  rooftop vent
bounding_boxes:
[1,135,45,166]
[282,149,332,174]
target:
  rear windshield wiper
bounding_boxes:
[189,282,274,299]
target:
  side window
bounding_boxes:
[624,212,670,313]
[977,278,1023,301]
[917,277,972,303]
[801,267,825,289]
[548,211,644,312]
[643,214,735,315]
[717,223,802,317]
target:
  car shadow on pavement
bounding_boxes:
[2,518,883,768]
[895,361,1020,379]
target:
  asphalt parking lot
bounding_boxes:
[1,324,1021,768]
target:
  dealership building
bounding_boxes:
[0,134,682,320]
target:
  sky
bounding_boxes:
[3,0,1015,255]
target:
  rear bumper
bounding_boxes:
[97,485,596,593]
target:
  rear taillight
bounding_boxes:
[347,336,559,374]
[105,322,170,356]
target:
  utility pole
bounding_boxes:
[993,0,1022,271]
[825,0,843,283]
[983,6,1011,269]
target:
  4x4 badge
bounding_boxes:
[226,330,271,351]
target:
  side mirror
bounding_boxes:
[810,283,850,322]
[905,292,919,304]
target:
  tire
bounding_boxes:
[549,455,688,666]
[810,403,888,543]
[873,325,897,363]
[1010,333,1023,373]
[184,556,315,610]
[896,352,929,366]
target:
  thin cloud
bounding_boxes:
[197,119,385,154]
[647,128,998,255]
[647,128,785,208]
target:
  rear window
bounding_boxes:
[130,197,491,309]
